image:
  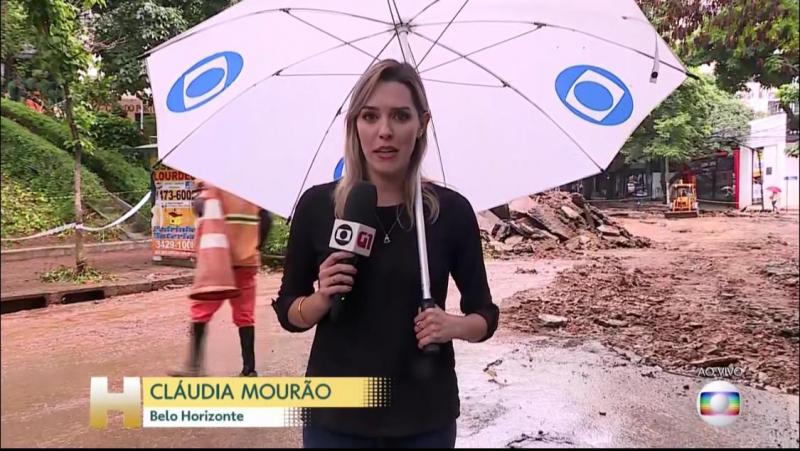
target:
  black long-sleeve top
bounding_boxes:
[272,181,499,437]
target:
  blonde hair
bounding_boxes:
[333,59,440,226]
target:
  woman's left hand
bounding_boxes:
[414,305,459,349]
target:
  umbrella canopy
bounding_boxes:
[766,186,782,194]
[145,0,687,219]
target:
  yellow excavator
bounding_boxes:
[665,180,700,219]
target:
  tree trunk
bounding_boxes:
[63,84,86,274]
[780,102,798,133]
[663,157,670,205]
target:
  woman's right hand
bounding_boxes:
[317,251,357,301]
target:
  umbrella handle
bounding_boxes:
[414,173,432,300]
[415,175,439,355]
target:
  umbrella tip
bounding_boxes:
[650,71,659,83]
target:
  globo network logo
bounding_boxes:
[555,65,633,126]
[167,51,244,113]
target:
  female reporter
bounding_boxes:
[272,59,499,448]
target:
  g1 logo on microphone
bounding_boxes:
[167,51,244,113]
[334,224,354,246]
[356,231,374,252]
[555,65,633,126]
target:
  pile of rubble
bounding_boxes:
[505,257,800,394]
[762,258,800,290]
[480,192,651,258]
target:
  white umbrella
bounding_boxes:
[146,0,686,299]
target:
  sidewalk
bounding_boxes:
[0,247,193,314]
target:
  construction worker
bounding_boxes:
[170,180,272,377]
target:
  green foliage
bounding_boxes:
[635,0,726,46]
[19,0,99,87]
[1,99,150,204]
[91,111,146,150]
[0,173,63,236]
[787,143,799,158]
[685,0,799,92]
[0,116,109,233]
[163,0,234,28]
[777,81,800,131]
[263,217,290,256]
[622,71,753,163]
[1,0,31,62]
[92,0,232,96]
[1,97,67,145]
[92,0,188,96]
[778,82,800,106]
[39,264,116,284]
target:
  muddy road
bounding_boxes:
[1,213,799,448]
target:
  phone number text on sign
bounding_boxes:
[155,239,194,251]
[159,189,193,202]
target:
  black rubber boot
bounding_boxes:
[169,322,207,377]
[238,326,257,377]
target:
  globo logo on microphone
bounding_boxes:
[329,219,376,257]
[334,224,353,246]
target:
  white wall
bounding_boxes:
[735,82,780,115]
[738,113,799,210]
[783,154,799,210]
[738,148,753,208]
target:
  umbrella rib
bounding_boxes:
[154,29,394,166]
[418,26,543,75]
[288,33,400,218]
[283,10,384,61]
[411,29,605,171]
[143,8,391,58]
[276,73,364,77]
[409,0,441,23]
[416,0,470,69]
[421,78,504,88]
[412,19,686,75]
[390,0,404,23]
[386,0,406,62]
[403,41,448,187]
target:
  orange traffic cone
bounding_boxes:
[189,187,240,301]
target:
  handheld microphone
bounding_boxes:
[328,181,377,321]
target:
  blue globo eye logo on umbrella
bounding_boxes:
[555,65,633,126]
[167,51,244,113]
[333,157,345,181]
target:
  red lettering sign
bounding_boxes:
[154,170,191,181]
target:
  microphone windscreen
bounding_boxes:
[343,181,378,226]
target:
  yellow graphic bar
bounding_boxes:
[142,377,390,408]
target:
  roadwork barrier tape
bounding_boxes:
[1,191,152,242]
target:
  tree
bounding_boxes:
[777,81,799,130]
[622,71,753,198]
[695,0,799,129]
[685,0,798,92]
[1,0,33,99]
[635,0,730,45]
[1,0,30,63]
[19,0,103,274]
[91,0,186,96]
[91,0,233,97]
[638,0,799,129]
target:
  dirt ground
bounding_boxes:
[506,212,800,394]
